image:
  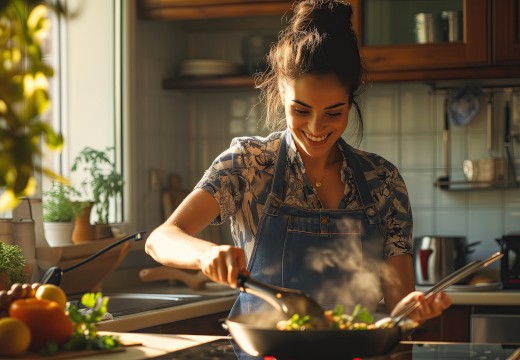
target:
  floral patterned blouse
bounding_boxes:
[196,131,413,264]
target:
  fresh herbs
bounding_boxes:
[0,243,27,287]
[46,292,121,354]
[277,304,377,331]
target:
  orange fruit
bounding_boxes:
[0,317,31,356]
[9,298,74,351]
[35,284,68,310]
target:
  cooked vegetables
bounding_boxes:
[276,304,394,331]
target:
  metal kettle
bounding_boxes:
[413,236,480,286]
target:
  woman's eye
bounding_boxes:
[293,108,310,115]
[326,112,342,117]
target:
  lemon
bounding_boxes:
[0,317,31,356]
[35,284,68,310]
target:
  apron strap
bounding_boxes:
[270,132,288,201]
[338,138,380,224]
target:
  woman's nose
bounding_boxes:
[307,114,325,133]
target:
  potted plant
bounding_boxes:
[71,147,124,239]
[42,181,85,246]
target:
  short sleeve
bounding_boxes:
[195,139,251,225]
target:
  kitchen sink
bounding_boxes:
[70,292,215,317]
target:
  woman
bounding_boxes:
[146,0,451,323]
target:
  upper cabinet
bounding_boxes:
[493,0,520,64]
[350,0,520,82]
[138,0,520,85]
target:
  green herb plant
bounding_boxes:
[71,147,124,224]
[42,181,85,222]
[0,242,27,287]
[43,292,121,355]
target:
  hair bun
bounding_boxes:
[291,0,354,34]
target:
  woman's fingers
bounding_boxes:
[392,291,452,324]
[199,245,247,287]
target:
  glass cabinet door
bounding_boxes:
[350,0,488,72]
[362,0,464,46]
[494,0,520,63]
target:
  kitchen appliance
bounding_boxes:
[496,233,520,289]
[413,236,479,286]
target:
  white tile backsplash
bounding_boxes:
[133,18,520,254]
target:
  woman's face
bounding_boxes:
[281,73,350,162]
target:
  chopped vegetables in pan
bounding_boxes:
[276,304,394,331]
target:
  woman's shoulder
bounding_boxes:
[229,131,284,154]
[349,146,400,174]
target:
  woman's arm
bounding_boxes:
[382,254,416,314]
[145,188,248,286]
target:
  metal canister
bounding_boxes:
[414,13,435,44]
[441,10,460,42]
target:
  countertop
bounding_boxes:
[94,280,520,333]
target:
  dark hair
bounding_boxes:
[255,0,365,143]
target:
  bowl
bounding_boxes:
[36,235,131,295]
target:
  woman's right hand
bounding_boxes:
[199,245,249,288]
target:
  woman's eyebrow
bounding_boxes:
[292,100,347,109]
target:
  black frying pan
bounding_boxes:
[226,252,503,360]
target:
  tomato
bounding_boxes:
[9,298,74,351]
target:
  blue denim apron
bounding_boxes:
[229,135,385,318]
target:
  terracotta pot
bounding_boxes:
[72,202,95,244]
[94,223,113,240]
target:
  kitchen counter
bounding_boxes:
[63,333,520,360]
[94,279,520,333]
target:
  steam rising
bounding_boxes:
[301,218,403,314]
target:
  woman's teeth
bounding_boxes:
[305,132,328,142]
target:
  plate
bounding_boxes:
[178,59,242,77]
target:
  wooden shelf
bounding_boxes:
[138,1,292,20]
[434,179,519,191]
[162,75,255,90]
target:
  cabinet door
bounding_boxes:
[350,0,488,72]
[493,0,520,63]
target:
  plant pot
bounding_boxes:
[43,222,74,247]
[94,223,113,240]
[72,202,95,244]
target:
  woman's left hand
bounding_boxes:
[391,291,452,324]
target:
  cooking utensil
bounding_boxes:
[380,251,503,328]
[237,274,329,328]
[504,91,518,186]
[226,252,503,360]
[438,97,450,189]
